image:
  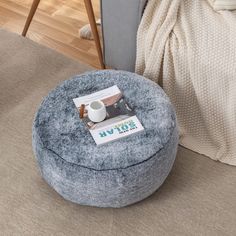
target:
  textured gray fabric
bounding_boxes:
[32,70,178,208]
[101,0,148,71]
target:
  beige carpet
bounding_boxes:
[0,29,236,236]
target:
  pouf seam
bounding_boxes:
[39,127,177,171]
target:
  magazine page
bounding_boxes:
[90,116,144,145]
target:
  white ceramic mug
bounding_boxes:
[88,100,107,123]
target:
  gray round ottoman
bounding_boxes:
[32,70,178,208]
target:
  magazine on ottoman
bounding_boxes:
[73,85,144,145]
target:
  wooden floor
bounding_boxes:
[0,0,101,68]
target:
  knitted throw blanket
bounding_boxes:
[136,0,236,166]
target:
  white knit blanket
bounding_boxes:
[136,0,236,165]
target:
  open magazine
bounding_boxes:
[73,85,144,145]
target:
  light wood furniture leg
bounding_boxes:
[22,0,105,69]
[22,0,41,36]
[84,0,105,69]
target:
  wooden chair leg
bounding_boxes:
[22,0,41,36]
[84,0,105,69]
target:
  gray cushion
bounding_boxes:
[32,70,178,208]
[101,0,148,72]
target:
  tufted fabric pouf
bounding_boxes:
[32,70,178,208]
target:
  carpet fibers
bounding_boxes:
[0,29,236,236]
